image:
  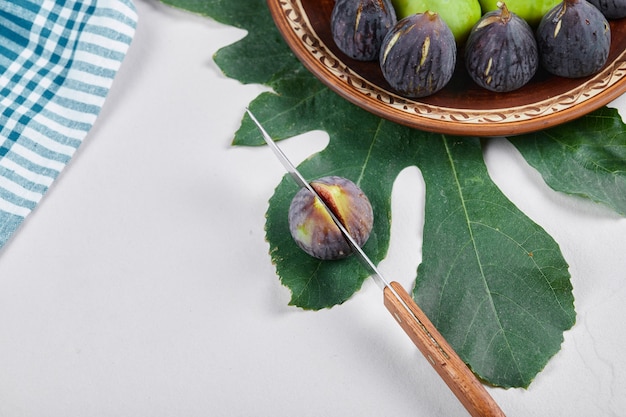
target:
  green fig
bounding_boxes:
[479,0,561,26]
[391,0,482,43]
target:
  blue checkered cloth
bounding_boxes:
[0,0,137,248]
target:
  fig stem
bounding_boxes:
[496,1,512,22]
[425,10,438,21]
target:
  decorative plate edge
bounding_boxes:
[280,0,626,125]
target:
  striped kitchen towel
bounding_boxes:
[0,0,137,248]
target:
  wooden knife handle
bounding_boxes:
[383,281,506,417]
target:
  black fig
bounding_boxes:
[587,0,626,19]
[536,0,611,78]
[465,3,538,92]
[288,176,374,260]
[379,12,456,98]
[331,0,397,61]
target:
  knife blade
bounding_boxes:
[246,109,506,417]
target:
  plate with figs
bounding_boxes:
[267,0,626,136]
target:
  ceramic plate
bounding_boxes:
[268,0,626,136]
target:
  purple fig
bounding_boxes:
[331,0,397,61]
[465,2,539,92]
[379,12,456,98]
[288,176,374,260]
[536,0,611,78]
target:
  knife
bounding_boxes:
[246,109,506,417]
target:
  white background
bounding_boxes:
[0,1,624,416]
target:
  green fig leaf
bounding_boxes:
[161,0,626,388]
[413,137,575,388]
[510,107,626,216]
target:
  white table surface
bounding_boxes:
[0,1,624,416]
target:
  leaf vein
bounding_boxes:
[442,136,517,377]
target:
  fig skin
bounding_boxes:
[536,0,611,78]
[465,3,539,92]
[288,176,374,260]
[586,0,626,18]
[331,0,397,61]
[379,12,457,98]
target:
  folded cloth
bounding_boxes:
[0,0,137,248]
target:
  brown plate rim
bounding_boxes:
[267,0,626,136]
